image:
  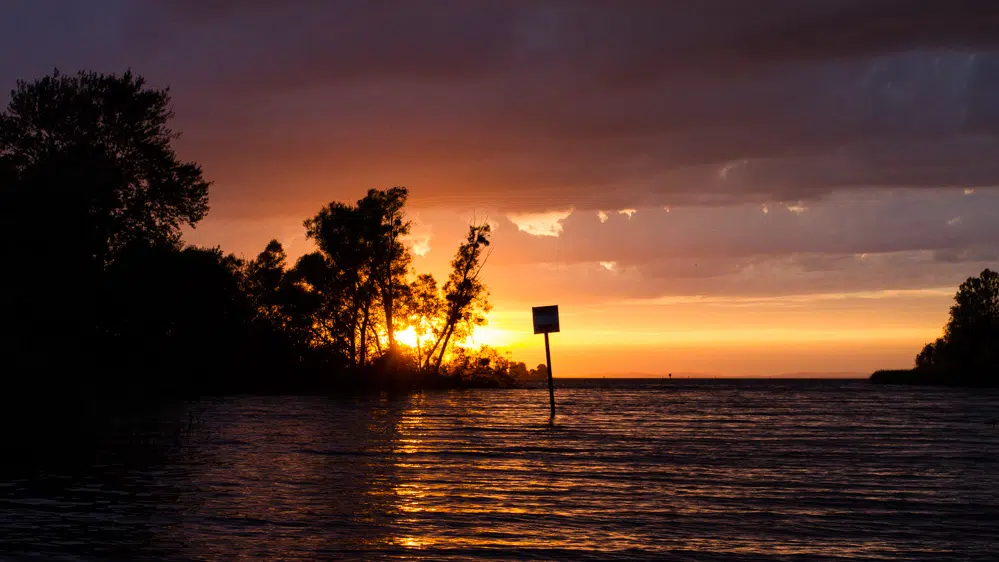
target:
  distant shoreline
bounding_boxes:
[572,372,866,379]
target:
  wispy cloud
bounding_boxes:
[401,216,433,256]
[507,209,574,237]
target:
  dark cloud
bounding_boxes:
[490,190,999,267]
[144,0,999,85]
[728,0,999,62]
[4,1,999,217]
[483,248,991,302]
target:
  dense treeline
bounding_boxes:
[872,269,999,386]
[0,69,537,405]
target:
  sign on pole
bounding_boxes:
[532,305,560,334]
[532,305,559,417]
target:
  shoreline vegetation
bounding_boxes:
[869,269,999,388]
[5,67,993,428]
[0,69,547,424]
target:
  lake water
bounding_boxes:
[2,379,998,561]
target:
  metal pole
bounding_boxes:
[545,331,555,417]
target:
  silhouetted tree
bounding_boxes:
[529,364,549,379]
[945,269,999,361]
[359,187,410,351]
[0,69,210,374]
[509,361,530,380]
[97,241,327,395]
[304,202,375,369]
[912,269,999,382]
[0,69,210,264]
[424,223,492,373]
[0,67,515,408]
[304,188,413,371]
[915,338,945,369]
[442,346,518,387]
[400,273,445,368]
[99,245,250,390]
[285,251,353,364]
[245,239,289,325]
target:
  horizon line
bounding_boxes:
[557,372,868,379]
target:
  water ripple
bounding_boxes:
[1,380,997,560]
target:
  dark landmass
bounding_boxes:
[0,69,542,436]
[869,268,999,388]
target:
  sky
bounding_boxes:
[4,0,999,376]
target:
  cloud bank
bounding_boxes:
[5,1,999,305]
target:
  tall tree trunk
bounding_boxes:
[348,309,358,369]
[348,284,362,369]
[359,303,370,369]
[415,333,424,368]
[384,221,396,351]
[432,316,458,374]
[369,320,382,355]
[382,217,396,353]
[385,282,394,352]
[421,321,447,371]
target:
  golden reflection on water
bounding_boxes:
[382,391,659,553]
[125,383,999,560]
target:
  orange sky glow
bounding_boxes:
[18,1,989,378]
[186,205,957,378]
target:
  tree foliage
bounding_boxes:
[302,187,412,370]
[400,273,445,368]
[426,223,492,372]
[0,69,210,264]
[0,69,505,404]
[913,269,999,382]
[0,69,211,374]
[300,190,492,376]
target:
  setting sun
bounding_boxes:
[396,326,420,348]
[396,323,520,352]
[458,325,519,349]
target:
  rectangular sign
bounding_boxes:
[532,305,560,334]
